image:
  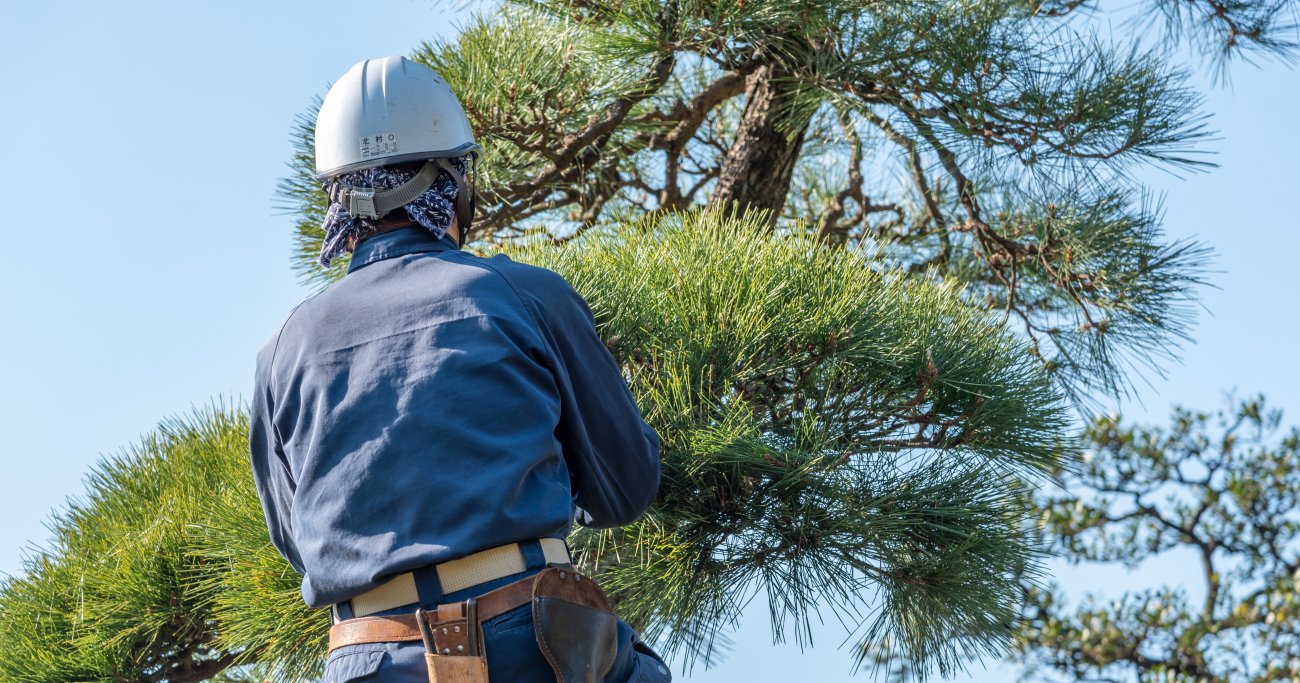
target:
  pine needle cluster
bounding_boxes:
[503,209,1070,675]
[0,407,249,683]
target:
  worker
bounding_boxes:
[249,55,670,683]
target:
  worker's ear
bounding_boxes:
[449,214,463,249]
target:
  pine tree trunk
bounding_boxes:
[709,62,810,226]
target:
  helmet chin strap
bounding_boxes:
[328,161,440,220]
[431,157,475,246]
[328,158,476,247]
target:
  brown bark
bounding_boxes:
[708,63,811,226]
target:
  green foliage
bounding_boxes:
[274,99,340,290]
[0,405,330,683]
[0,406,248,683]
[418,10,649,210]
[1139,0,1300,79]
[1019,398,1300,681]
[933,188,1210,406]
[191,450,327,681]
[502,209,1070,675]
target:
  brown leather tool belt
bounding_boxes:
[328,573,535,653]
[331,567,619,683]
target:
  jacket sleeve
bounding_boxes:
[533,274,661,528]
[249,339,307,574]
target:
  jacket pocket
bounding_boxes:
[322,643,386,683]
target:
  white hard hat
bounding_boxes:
[315,56,479,179]
[315,56,479,230]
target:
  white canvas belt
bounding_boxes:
[341,538,571,619]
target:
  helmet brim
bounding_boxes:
[315,143,481,182]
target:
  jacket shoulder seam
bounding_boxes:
[445,251,553,360]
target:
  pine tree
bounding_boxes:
[1018,398,1300,682]
[278,0,1290,402]
[3,1,1297,681]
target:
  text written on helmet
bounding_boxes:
[360,133,399,159]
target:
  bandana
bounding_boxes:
[318,154,472,267]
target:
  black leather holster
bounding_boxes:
[531,567,619,683]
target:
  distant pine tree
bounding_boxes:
[1017,398,1300,683]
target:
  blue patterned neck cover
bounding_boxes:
[318,154,472,267]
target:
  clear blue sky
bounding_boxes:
[0,2,1296,681]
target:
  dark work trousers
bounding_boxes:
[322,568,673,683]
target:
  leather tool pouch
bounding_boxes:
[418,606,489,683]
[531,568,618,683]
[424,653,488,683]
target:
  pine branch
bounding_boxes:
[1020,397,1300,682]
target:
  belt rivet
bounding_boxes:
[559,571,567,579]
[457,645,465,652]
[454,626,461,633]
[441,627,448,635]
[442,648,451,655]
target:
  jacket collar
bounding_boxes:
[347,227,458,273]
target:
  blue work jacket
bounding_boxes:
[249,227,661,608]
